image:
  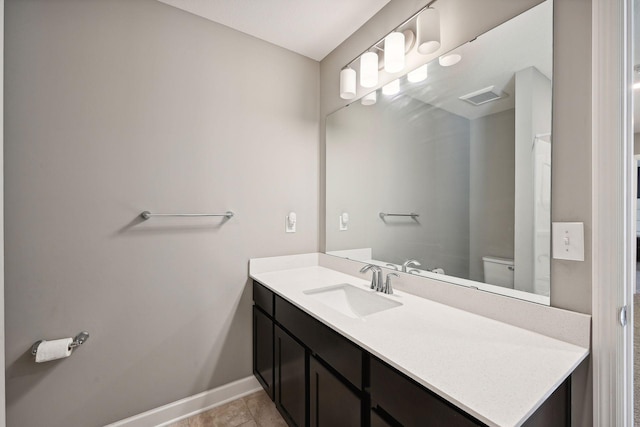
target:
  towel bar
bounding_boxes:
[140,211,234,220]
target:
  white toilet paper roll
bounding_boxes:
[35,338,73,363]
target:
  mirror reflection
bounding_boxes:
[326,1,552,303]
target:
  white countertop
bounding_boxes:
[250,265,588,427]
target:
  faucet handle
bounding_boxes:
[401,259,421,272]
[359,263,379,273]
[384,273,399,294]
[385,263,399,271]
[360,264,381,290]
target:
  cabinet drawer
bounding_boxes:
[370,357,482,427]
[275,295,363,389]
[253,281,274,317]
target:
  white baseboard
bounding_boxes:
[106,376,262,427]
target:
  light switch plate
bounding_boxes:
[552,222,584,261]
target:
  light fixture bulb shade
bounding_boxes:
[382,79,400,96]
[384,32,405,73]
[439,53,461,67]
[360,52,379,88]
[361,91,377,106]
[417,8,441,55]
[339,68,357,99]
[407,64,428,83]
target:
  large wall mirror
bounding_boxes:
[326,1,552,304]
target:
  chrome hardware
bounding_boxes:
[383,273,398,294]
[31,331,90,356]
[619,306,628,327]
[141,211,234,220]
[379,212,419,219]
[408,269,421,275]
[402,259,421,273]
[385,263,399,271]
[360,264,383,291]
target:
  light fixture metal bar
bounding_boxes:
[342,0,439,69]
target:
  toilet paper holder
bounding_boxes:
[30,331,90,356]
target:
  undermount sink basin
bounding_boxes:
[303,283,402,319]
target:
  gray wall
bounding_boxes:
[4,1,319,426]
[320,0,593,425]
[551,1,593,424]
[326,96,470,277]
[468,109,516,282]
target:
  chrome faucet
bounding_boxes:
[359,264,383,291]
[402,259,421,272]
[382,273,398,294]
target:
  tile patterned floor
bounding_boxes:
[167,389,287,427]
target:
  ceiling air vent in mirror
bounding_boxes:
[459,86,507,106]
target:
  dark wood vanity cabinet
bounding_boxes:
[522,379,570,427]
[370,357,482,427]
[370,410,394,427]
[275,324,307,427]
[252,280,570,427]
[253,281,363,427]
[253,306,274,398]
[309,356,361,427]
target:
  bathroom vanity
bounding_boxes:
[250,254,590,427]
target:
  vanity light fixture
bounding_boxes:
[384,32,406,73]
[337,0,439,99]
[416,8,441,54]
[439,53,462,67]
[361,91,377,106]
[382,79,400,96]
[407,64,428,83]
[340,68,356,99]
[360,51,379,88]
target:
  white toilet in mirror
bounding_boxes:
[482,256,515,288]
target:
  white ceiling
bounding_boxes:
[400,0,552,121]
[156,0,390,61]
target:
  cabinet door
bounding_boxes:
[253,306,274,399]
[370,410,395,427]
[275,325,307,427]
[309,356,361,427]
